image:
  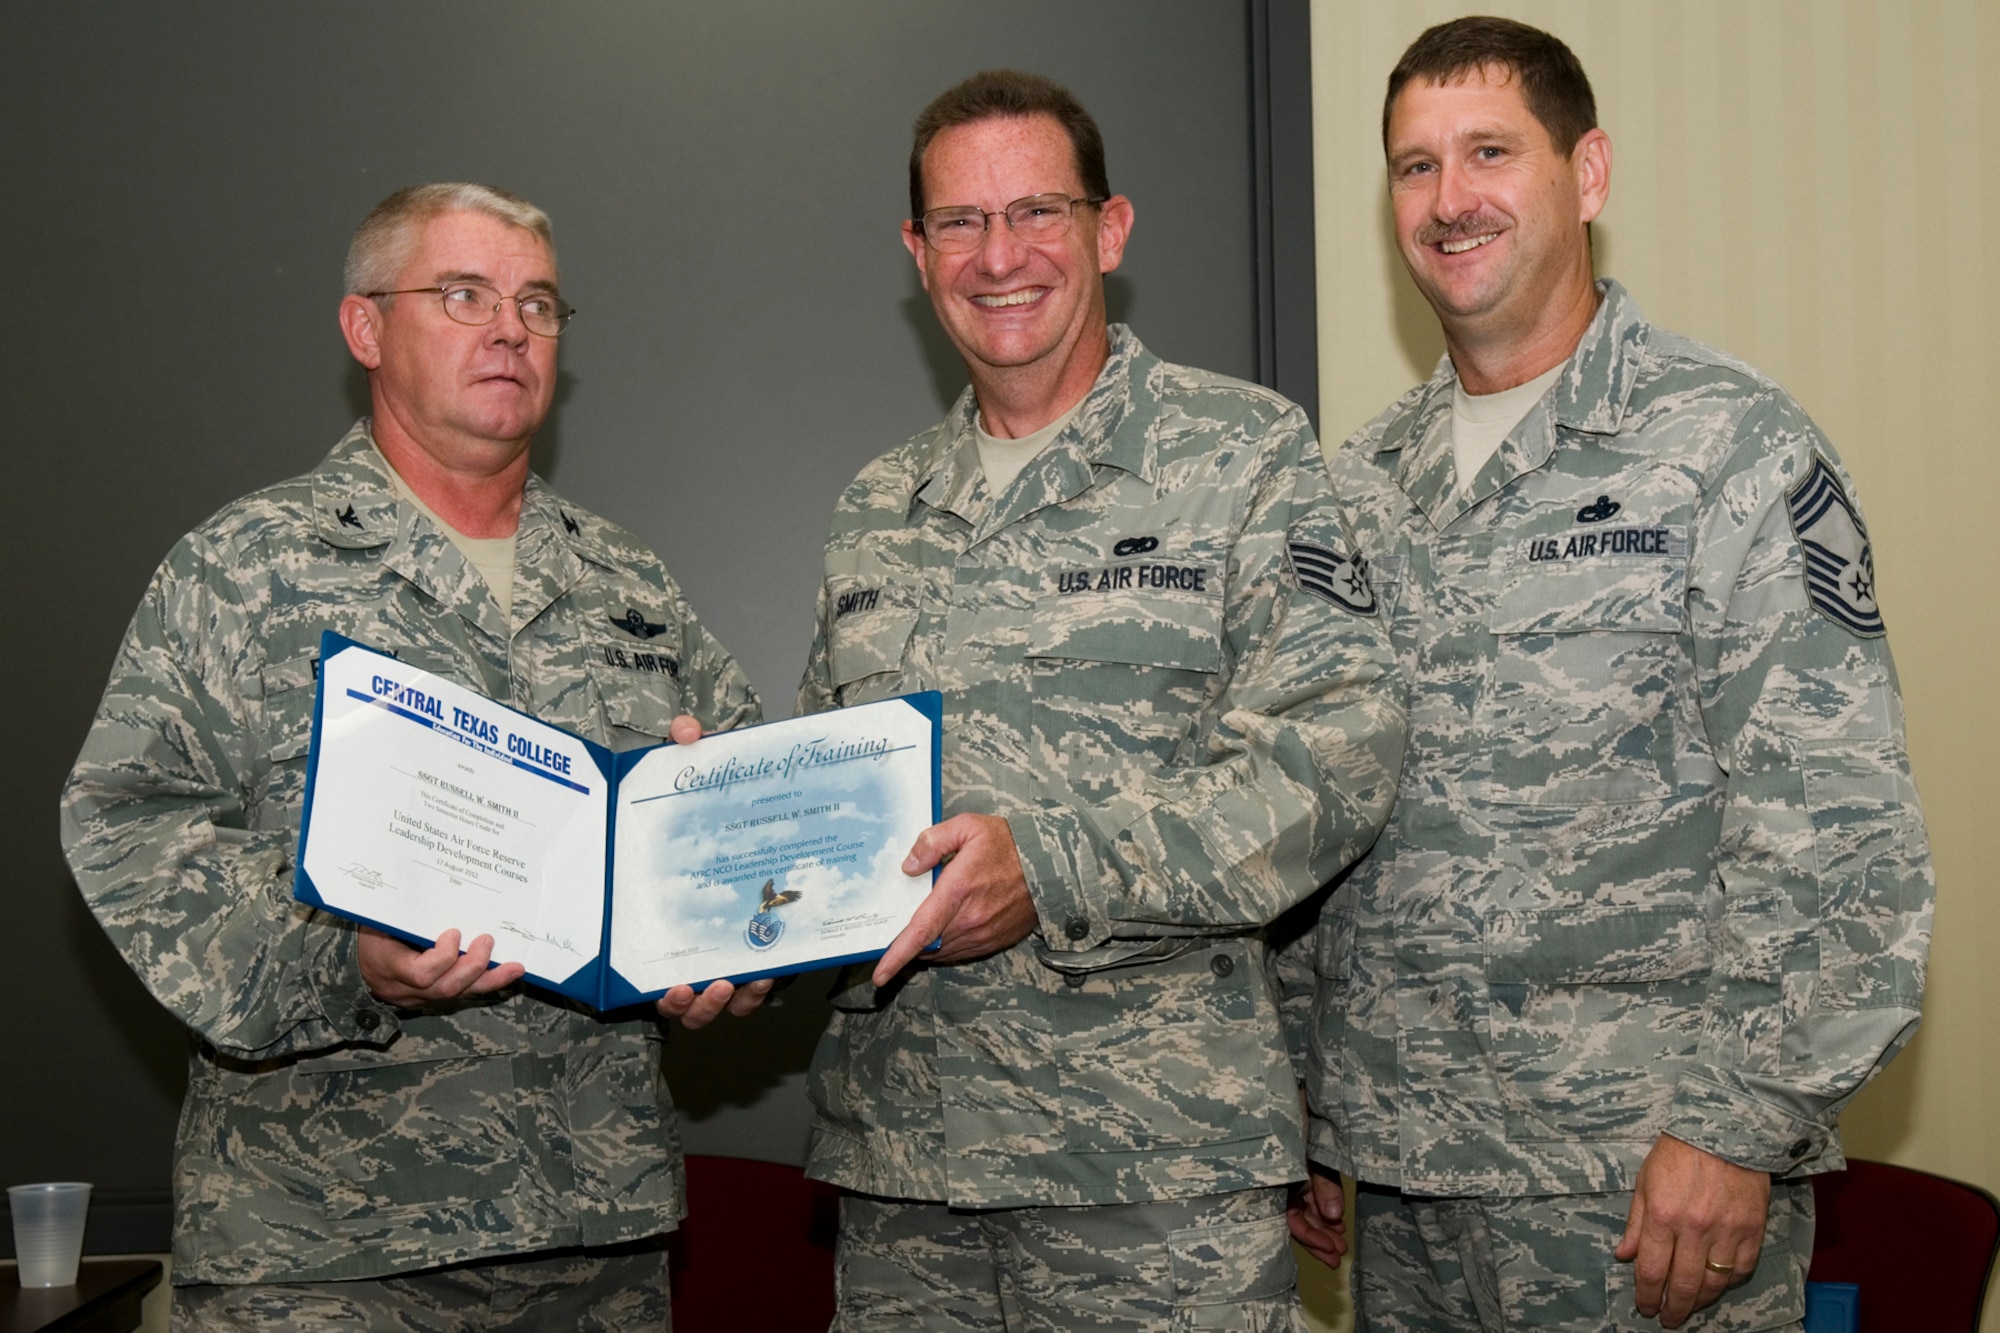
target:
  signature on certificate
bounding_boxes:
[338,861,390,890]
[500,920,582,958]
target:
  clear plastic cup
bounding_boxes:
[8,1182,91,1287]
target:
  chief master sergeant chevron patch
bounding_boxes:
[1785,453,1885,637]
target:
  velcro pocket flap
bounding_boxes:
[1486,904,1710,985]
[1492,542,1686,635]
[1026,593,1223,671]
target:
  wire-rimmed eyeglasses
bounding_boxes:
[914,193,1107,253]
[368,282,576,337]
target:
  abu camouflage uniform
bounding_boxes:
[1349,1182,1816,1333]
[61,421,760,1286]
[798,325,1405,1211]
[1289,284,1932,1329]
[168,1241,671,1331]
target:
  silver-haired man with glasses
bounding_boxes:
[62,182,767,1328]
[795,70,1405,1330]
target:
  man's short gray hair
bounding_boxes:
[343,183,557,296]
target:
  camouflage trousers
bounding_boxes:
[169,1238,672,1331]
[1352,1179,1811,1332]
[834,1187,1304,1332]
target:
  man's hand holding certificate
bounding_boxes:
[297,634,941,1009]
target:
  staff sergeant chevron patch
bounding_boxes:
[1785,453,1884,637]
[1288,539,1376,615]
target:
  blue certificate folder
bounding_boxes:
[1801,1282,1858,1333]
[295,632,941,1010]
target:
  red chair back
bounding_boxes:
[1809,1159,2000,1331]
[669,1154,840,1331]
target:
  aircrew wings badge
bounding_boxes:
[1287,539,1376,616]
[1785,453,1884,637]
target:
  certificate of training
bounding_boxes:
[294,633,940,1008]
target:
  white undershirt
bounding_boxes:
[1450,360,1567,495]
[975,398,1087,494]
[375,446,519,623]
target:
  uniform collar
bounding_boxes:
[910,324,1153,535]
[306,418,602,639]
[1548,279,1647,437]
[1376,280,1648,526]
[308,420,404,549]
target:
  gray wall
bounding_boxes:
[5,1,1299,1243]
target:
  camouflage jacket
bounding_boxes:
[60,422,760,1283]
[797,326,1405,1208]
[1290,283,1932,1196]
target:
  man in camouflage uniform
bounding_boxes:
[1284,19,1933,1332]
[61,183,766,1329]
[797,70,1405,1330]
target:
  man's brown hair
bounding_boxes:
[1384,16,1597,154]
[909,69,1109,221]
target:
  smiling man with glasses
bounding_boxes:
[62,182,767,1329]
[796,70,1406,1331]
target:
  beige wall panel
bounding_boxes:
[1308,2,2000,1329]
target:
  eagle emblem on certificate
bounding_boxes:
[746,879,802,950]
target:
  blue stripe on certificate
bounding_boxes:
[343,688,592,794]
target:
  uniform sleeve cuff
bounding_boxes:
[1663,1072,1833,1173]
[1305,1114,1353,1178]
[1006,808,1107,953]
[299,911,401,1045]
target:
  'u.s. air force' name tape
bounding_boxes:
[599,644,680,676]
[1521,525,1689,564]
[1052,562,1214,595]
[1287,540,1375,615]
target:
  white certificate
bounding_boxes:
[295,633,940,1007]
[607,702,938,996]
